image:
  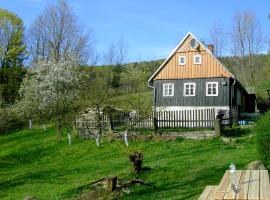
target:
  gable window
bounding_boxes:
[178,56,186,65]
[163,83,174,97]
[206,82,218,96]
[184,82,196,96]
[194,55,202,64]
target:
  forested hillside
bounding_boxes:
[79,53,270,107]
[221,54,270,98]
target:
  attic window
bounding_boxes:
[194,55,202,65]
[178,56,186,65]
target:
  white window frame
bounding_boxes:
[194,55,202,65]
[163,83,174,97]
[206,82,219,96]
[178,55,186,66]
[183,82,196,96]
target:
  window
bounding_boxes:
[194,55,202,64]
[184,83,196,96]
[163,83,174,97]
[178,56,186,65]
[206,82,218,96]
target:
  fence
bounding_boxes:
[153,109,215,129]
[76,108,233,131]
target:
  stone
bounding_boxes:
[246,160,266,170]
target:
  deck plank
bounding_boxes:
[236,170,250,200]
[248,170,260,200]
[207,186,219,200]
[224,170,242,200]
[199,186,214,200]
[219,170,231,193]
[199,170,270,200]
[259,170,270,200]
[215,190,225,200]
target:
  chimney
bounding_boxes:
[207,44,214,54]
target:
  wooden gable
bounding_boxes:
[149,32,233,81]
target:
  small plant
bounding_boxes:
[129,151,144,173]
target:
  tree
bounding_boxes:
[103,39,128,92]
[230,11,263,88]
[16,71,50,130]
[120,63,148,93]
[27,0,93,64]
[19,59,82,144]
[0,8,27,105]
[121,93,152,145]
[209,23,226,57]
[40,60,81,144]
[79,74,111,146]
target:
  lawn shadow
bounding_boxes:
[0,144,56,169]
[122,164,227,200]
[222,127,251,138]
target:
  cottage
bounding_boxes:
[148,32,255,118]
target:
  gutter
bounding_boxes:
[231,78,236,108]
[147,80,154,89]
[147,80,156,109]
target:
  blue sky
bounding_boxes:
[1,0,270,63]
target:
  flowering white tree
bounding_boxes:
[18,59,82,145]
[17,73,46,129]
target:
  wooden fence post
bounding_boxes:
[153,111,158,135]
[108,113,114,131]
[232,107,239,126]
[214,119,221,137]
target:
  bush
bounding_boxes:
[257,97,270,113]
[255,111,270,169]
[0,107,25,134]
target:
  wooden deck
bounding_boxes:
[199,170,270,200]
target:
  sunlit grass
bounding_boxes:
[0,127,258,199]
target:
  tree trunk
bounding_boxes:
[124,130,128,146]
[105,176,117,192]
[56,125,62,141]
[43,124,46,131]
[95,134,100,146]
[67,132,71,145]
[29,119,32,129]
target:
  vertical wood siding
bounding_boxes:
[154,78,230,107]
[154,35,232,80]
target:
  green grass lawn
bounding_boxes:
[0,127,258,200]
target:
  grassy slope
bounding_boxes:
[105,91,152,111]
[0,128,258,200]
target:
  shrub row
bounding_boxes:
[0,107,26,134]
